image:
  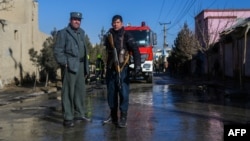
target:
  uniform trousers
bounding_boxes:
[61,62,86,120]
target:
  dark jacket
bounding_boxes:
[53,25,89,75]
[104,27,141,69]
[96,58,104,70]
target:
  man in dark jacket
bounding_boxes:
[103,15,141,128]
[53,12,90,127]
[95,54,105,81]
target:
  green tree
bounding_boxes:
[28,48,40,89]
[29,36,59,87]
[84,34,93,55]
[88,27,106,65]
[39,36,59,85]
[170,22,201,75]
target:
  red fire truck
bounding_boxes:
[125,22,157,83]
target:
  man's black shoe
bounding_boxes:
[118,117,127,128]
[63,120,74,127]
[74,117,92,122]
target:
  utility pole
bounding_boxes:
[159,22,171,49]
[159,22,171,72]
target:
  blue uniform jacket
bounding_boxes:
[53,25,89,75]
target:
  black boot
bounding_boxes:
[102,110,118,125]
[118,112,127,128]
[63,120,74,127]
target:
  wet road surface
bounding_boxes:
[0,74,250,141]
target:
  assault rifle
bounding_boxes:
[108,33,121,89]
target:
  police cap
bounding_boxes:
[70,12,82,19]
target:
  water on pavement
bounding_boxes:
[0,74,250,141]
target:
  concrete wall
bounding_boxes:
[222,34,250,78]
[0,0,49,87]
[246,35,250,77]
[223,43,234,77]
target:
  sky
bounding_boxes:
[38,0,250,49]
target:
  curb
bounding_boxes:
[0,87,58,106]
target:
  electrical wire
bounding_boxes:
[168,0,197,29]
[154,0,166,29]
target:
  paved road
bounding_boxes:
[0,74,250,141]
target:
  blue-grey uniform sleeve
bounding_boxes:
[53,30,67,66]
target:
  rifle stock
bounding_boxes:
[120,51,129,71]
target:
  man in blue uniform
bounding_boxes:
[53,12,90,127]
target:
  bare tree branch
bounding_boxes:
[0,0,14,11]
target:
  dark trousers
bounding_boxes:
[61,63,86,120]
[106,66,129,113]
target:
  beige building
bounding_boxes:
[0,0,49,88]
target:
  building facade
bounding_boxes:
[194,9,250,75]
[195,9,250,46]
[0,0,49,88]
[220,18,250,80]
